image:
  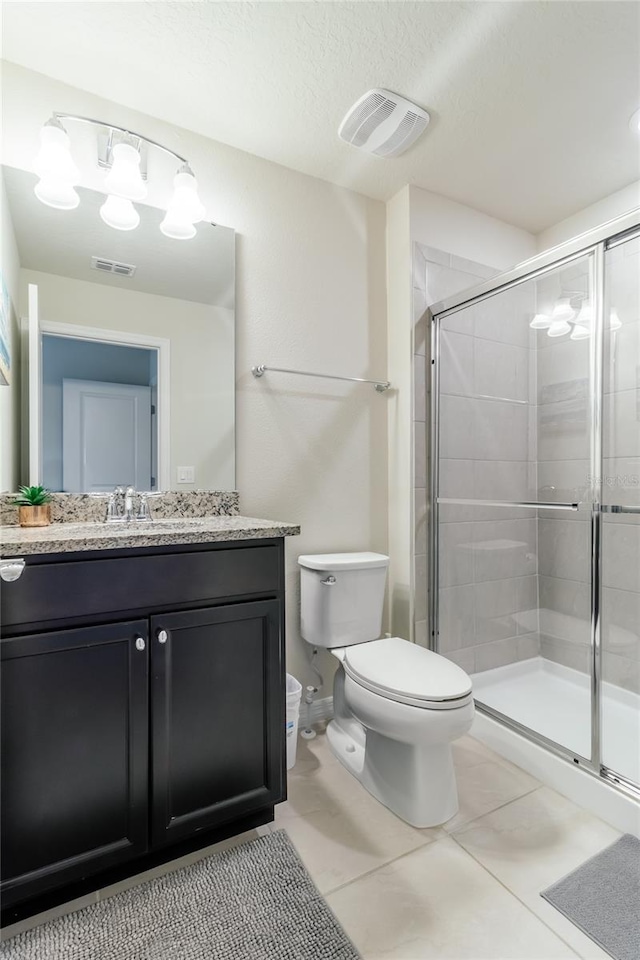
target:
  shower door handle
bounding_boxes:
[603,505,640,514]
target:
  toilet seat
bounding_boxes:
[342,637,473,710]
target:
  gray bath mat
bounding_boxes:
[541,833,640,960]
[1,830,360,960]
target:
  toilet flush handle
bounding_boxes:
[320,575,337,586]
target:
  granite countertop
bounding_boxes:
[0,515,301,557]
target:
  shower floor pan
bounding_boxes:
[471,656,640,786]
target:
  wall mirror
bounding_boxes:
[3,163,235,493]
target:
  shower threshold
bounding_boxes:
[471,656,639,786]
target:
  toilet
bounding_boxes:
[298,551,474,827]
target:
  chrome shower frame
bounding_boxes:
[428,208,640,802]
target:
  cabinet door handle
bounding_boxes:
[157,629,168,644]
[135,636,146,651]
[0,559,25,582]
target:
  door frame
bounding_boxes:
[41,321,171,490]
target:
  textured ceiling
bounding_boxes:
[3,1,639,232]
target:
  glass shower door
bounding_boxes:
[600,232,640,787]
[434,250,597,761]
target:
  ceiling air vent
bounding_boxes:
[91,256,137,278]
[338,89,430,158]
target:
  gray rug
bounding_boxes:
[1,830,360,960]
[541,833,640,960]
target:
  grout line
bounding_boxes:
[321,830,451,899]
[448,828,583,959]
[322,777,543,899]
[446,782,543,838]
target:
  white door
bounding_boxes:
[62,379,152,492]
[27,284,42,485]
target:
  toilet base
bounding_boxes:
[326,718,460,828]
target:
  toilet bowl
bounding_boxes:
[298,552,474,828]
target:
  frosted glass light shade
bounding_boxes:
[34,179,79,210]
[530,313,552,329]
[609,308,622,331]
[34,122,79,184]
[570,324,590,341]
[168,166,205,219]
[551,298,574,322]
[100,195,140,231]
[159,166,204,240]
[548,319,571,338]
[160,211,197,240]
[105,143,147,201]
[575,301,593,327]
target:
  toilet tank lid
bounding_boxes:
[298,552,390,571]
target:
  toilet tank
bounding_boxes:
[298,552,389,648]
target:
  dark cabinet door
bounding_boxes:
[1,621,149,906]
[151,601,284,846]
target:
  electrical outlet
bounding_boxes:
[177,466,195,484]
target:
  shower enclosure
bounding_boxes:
[429,212,640,799]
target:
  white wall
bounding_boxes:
[409,185,537,271]
[537,180,640,252]
[386,187,412,640]
[0,176,21,492]
[3,63,388,686]
[20,269,234,492]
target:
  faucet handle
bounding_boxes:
[137,494,152,522]
[106,489,122,520]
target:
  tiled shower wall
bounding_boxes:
[600,238,640,694]
[415,239,639,695]
[434,281,541,674]
[412,243,498,652]
[531,249,639,694]
[534,259,593,681]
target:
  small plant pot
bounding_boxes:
[18,505,52,528]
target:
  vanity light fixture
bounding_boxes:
[33,114,207,240]
[99,195,141,232]
[570,323,590,341]
[33,117,80,210]
[529,313,552,329]
[160,164,206,240]
[609,307,622,331]
[538,297,622,341]
[104,140,148,202]
[547,318,572,337]
[550,297,575,322]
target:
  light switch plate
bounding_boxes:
[177,466,195,484]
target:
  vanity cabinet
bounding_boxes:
[150,601,282,846]
[0,539,287,923]
[1,621,149,905]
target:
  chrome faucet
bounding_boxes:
[106,486,154,522]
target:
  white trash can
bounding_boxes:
[285,674,303,770]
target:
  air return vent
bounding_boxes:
[91,256,137,277]
[338,89,430,157]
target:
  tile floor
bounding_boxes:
[2,729,622,959]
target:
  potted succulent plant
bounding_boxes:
[14,485,53,527]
